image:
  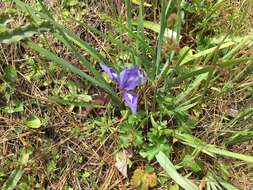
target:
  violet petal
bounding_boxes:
[100,63,118,81]
[119,65,143,91]
[139,68,147,83]
[123,91,138,113]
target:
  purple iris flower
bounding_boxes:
[100,64,147,113]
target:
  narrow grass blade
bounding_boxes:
[220,57,253,68]
[72,18,138,61]
[137,0,145,42]
[98,13,153,72]
[27,41,118,100]
[233,61,253,82]
[158,47,192,84]
[175,101,199,113]
[2,167,23,190]
[54,32,112,85]
[219,180,239,190]
[26,41,99,86]
[167,67,212,89]
[14,0,108,81]
[62,31,113,68]
[180,42,235,65]
[2,151,30,190]
[176,72,208,104]
[230,107,253,126]
[206,171,239,190]
[100,14,151,52]
[172,131,253,164]
[125,0,132,30]
[156,152,199,190]
[203,34,229,66]
[225,130,253,146]
[174,0,183,42]
[14,0,120,102]
[71,18,154,73]
[204,146,253,164]
[201,68,214,97]
[16,0,113,70]
[37,0,113,82]
[154,0,172,77]
[221,33,253,61]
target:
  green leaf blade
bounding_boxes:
[156,152,199,190]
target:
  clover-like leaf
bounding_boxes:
[24,116,41,129]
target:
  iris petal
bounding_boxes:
[139,68,147,83]
[100,64,118,81]
[100,64,147,113]
[118,69,129,89]
[123,91,138,113]
[119,65,144,91]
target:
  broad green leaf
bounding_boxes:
[169,184,180,190]
[0,13,12,26]
[0,22,51,44]
[140,144,171,161]
[4,65,17,83]
[179,46,193,57]
[180,155,202,172]
[24,116,41,129]
[132,20,181,41]
[156,152,199,190]
[77,94,92,102]
[1,102,24,114]
[144,165,155,173]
